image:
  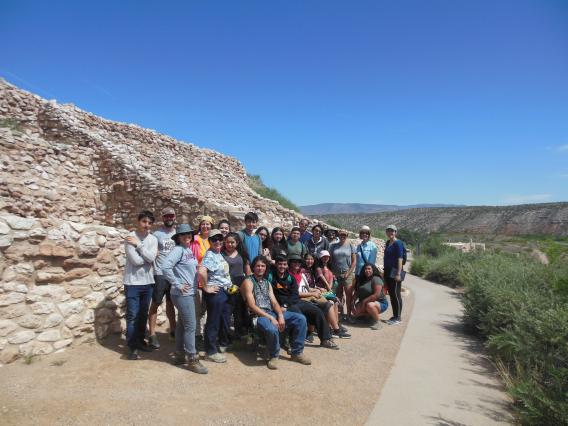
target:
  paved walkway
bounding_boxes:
[367,274,513,426]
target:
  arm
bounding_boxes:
[199,265,220,294]
[137,235,158,264]
[244,260,252,276]
[268,284,285,331]
[346,249,357,277]
[242,279,282,331]
[162,247,184,291]
[125,240,145,266]
[395,241,404,281]
[361,278,382,305]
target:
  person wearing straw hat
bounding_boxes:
[162,223,208,374]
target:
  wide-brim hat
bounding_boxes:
[385,224,398,232]
[208,229,223,239]
[287,254,303,264]
[171,223,196,240]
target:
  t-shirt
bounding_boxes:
[194,235,210,264]
[305,237,330,257]
[201,250,232,288]
[299,231,312,244]
[269,271,300,306]
[239,230,261,263]
[153,226,176,275]
[223,251,247,286]
[286,240,307,259]
[330,242,356,274]
[357,276,386,303]
[355,240,378,275]
[384,240,405,269]
[316,266,334,290]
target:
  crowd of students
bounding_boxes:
[123,209,406,373]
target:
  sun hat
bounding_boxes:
[359,225,371,233]
[319,250,331,258]
[171,223,195,240]
[385,224,398,232]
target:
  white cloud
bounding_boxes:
[502,193,553,204]
[558,144,568,152]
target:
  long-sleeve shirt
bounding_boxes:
[355,240,378,274]
[161,245,198,297]
[123,231,158,286]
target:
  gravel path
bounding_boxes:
[0,293,413,426]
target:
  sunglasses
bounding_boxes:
[210,236,224,242]
[339,234,348,237]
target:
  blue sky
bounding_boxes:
[1,0,567,206]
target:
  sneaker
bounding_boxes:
[346,316,357,324]
[291,353,312,365]
[333,329,352,339]
[148,334,160,349]
[387,319,401,326]
[173,352,186,365]
[137,341,153,352]
[205,352,227,363]
[388,316,396,322]
[320,339,340,350]
[370,321,382,330]
[339,325,348,333]
[219,344,232,353]
[305,333,315,344]
[127,348,139,360]
[267,357,279,370]
[187,357,208,374]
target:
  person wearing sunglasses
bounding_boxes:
[355,225,378,277]
[198,230,233,363]
[384,225,404,325]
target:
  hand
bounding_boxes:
[126,236,140,247]
[181,284,191,295]
[270,316,280,330]
[203,285,220,294]
[263,248,271,257]
[312,289,322,298]
[277,314,285,332]
[395,274,401,282]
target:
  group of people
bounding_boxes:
[123,209,406,374]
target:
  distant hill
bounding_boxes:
[300,203,462,215]
[317,203,568,237]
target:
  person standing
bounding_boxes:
[329,230,356,322]
[286,227,308,259]
[199,229,233,363]
[161,224,208,374]
[123,210,158,360]
[298,218,312,244]
[147,207,177,349]
[355,225,378,276]
[305,224,329,257]
[241,256,311,370]
[384,225,404,325]
[238,212,262,263]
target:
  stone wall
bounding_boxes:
[0,79,310,364]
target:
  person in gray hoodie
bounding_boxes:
[162,224,208,374]
[123,210,158,360]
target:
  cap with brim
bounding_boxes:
[208,229,223,239]
[288,254,303,263]
[385,224,398,232]
[359,225,371,233]
[162,207,176,216]
[338,230,349,236]
[319,250,330,258]
[171,224,195,240]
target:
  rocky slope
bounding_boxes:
[319,203,568,237]
[0,79,303,364]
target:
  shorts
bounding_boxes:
[152,275,172,304]
[334,272,355,293]
[376,299,389,313]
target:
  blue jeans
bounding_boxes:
[171,294,197,356]
[256,310,307,358]
[124,284,153,349]
[203,289,231,355]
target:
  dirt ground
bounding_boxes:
[0,292,413,426]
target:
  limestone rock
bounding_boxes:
[64,314,82,329]
[35,267,66,283]
[38,242,75,258]
[8,330,35,344]
[0,292,26,306]
[78,233,101,256]
[58,299,85,317]
[44,313,63,328]
[16,314,43,329]
[1,214,36,230]
[0,346,19,364]
[0,319,18,337]
[0,304,27,318]
[53,338,72,350]
[37,329,61,342]
[30,302,56,315]
[19,340,53,356]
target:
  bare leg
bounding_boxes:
[365,302,380,321]
[148,301,159,336]
[326,305,339,330]
[345,285,354,318]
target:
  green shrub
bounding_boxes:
[409,255,429,276]
[247,174,300,212]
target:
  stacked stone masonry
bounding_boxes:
[0,79,384,364]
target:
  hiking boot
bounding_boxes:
[291,353,312,365]
[187,356,208,374]
[148,334,160,349]
[333,329,352,339]
[320,339,340,350]
[267,357,279,370]
[137,341,153,352]
[370,321,382,330]
[205,352,227,363]
[127,348,139,360]
[173,352,186,365]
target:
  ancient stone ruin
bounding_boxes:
[0,79,304,364]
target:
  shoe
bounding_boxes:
[305,333,315,344]
[387,319,401,326]
[173,352,186,365]
[370,321,382,330]
[205,352,227,363]
[346,316,357,324]
[187,356,208,374]
[291,353,312,365]
[333,329,352,339]
[218,344,232,353]
[267,357,279,370]
[339,325,348,333]
[148,334,160,349]
[127,348,139,360]
[388,316,396,322]
[137,341,153,352]
[320,339,340,350]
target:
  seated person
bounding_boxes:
[269,255,339,350]
[241,256,312,370]
[351,263,389,330]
